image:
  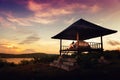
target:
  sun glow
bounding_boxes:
[7,44,14,48]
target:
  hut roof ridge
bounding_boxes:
[52,18,117,40]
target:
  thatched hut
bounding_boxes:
[52,19,117,55]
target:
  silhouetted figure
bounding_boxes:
[69,41,75,49]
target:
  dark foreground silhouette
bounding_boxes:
[0,63,120,80]
[0,50,120,80]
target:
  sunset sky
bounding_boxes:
[0,0,120,54]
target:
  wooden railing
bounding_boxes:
[62,46,69,50]
[62,42,101,50]
[88,42,101,49]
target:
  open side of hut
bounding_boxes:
[52,19,117,55]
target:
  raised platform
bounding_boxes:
[60,42,102,54]
[50,57,79,71]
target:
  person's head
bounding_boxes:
[72,41,74,44]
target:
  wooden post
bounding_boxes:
[76,32,79,47]
[100,36,103,53]
[60,39,62,56]
[76,32,79,53]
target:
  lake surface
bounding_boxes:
[1,58,34,64]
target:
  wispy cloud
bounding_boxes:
[7,12,55,25]
[27,0,101,18]
[0,45,19,53]
[29,17,55,24]
[107,40,120,46]
[64,18,76,25]
[19,34,40,44]
[0,14,15,29]
[1,0,119,26]
[26,0,102,25]
[28,0,47,12]
[1,0,119,18]
[22,49,37,53]
[0,16,3,22]
[0,40,18,49]
[0,11,54,28]
[27,0,73,17]
[15,27,34,35]
[0,40,20,53]
[90,4,101,13]
[6,13,32,26]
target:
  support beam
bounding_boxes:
[76,32,79,48]
[100,36,103,53]
[60,39,62,56]
[76,32,79,53]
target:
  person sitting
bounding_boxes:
[68,41,90,50]
[69,41,75,49]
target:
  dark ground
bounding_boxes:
[0,63,120,80]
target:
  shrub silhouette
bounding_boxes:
[0,59,16,68]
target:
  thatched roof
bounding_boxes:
[52,19,117,40]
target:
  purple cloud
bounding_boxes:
[0,0,33,18]
[0,0,119,23]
